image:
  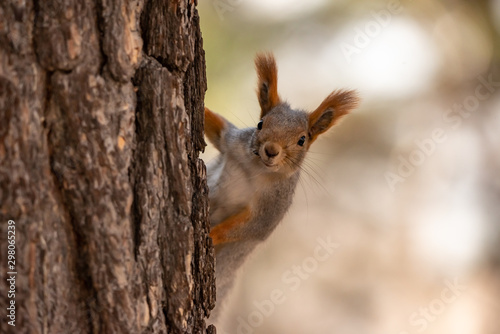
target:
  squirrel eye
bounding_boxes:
[257,120,263,130]
[297,136,306,146]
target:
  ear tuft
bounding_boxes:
[204,107,227,152]
[308,90,360,144]
[255,52,281,118]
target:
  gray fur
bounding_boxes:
[206,55,359,322]
[207,107,306,319]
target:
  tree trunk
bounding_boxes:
[0,0,215,333]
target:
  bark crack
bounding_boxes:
[42,70,97,334]
[94,0,109,78]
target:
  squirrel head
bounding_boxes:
[205,52,359,176]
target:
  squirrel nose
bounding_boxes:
[264,143,280,158]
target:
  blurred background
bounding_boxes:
[198,1,500,333]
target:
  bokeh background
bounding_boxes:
[198,1,500,333]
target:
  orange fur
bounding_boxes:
[210,207,252,246]
[255,53,281,117]
[205,53,361,317]
[308,90,359,144]
[204,107,226,151]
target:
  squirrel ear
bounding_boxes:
[255,52,281,118]
[308,90,359,145]
[205,107,227,152]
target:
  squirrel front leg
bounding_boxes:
[210,206,252,247]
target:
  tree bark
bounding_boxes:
[0,0,215,333]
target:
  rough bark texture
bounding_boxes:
[0,0,215,333]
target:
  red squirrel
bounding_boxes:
[204,52,359,318]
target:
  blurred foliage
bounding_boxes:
[199,1,500,333]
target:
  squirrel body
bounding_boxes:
[205,53,359,317]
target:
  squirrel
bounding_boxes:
[204,52,359,318]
